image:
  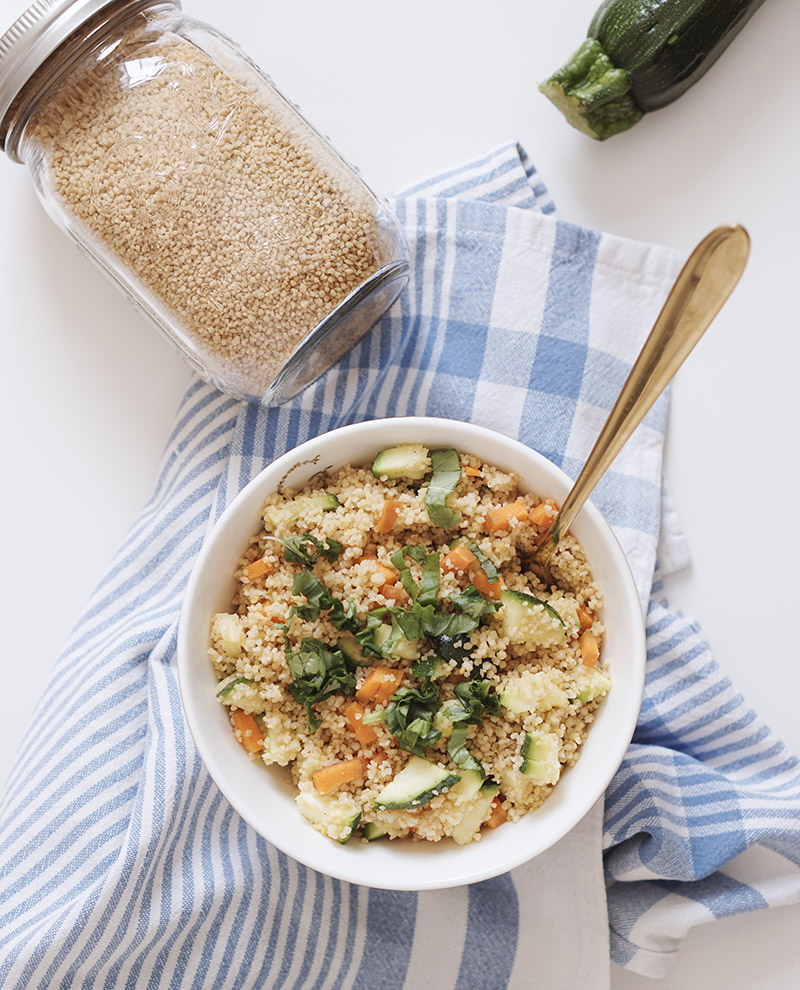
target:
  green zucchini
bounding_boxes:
[372,443,430,480]
[374,756,460,810]
[363,822,389,841]
[540,0,767,139]
[499,589,566,648]
[519,732,561,784]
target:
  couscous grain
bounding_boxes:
[26,17,391,397]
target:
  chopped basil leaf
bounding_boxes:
[383,682,442,757]
[285,637,356,732]
[424,449,462,529]
[424,611,478,638]
[447,724,484,775]
[446,679,500,725]
[443,681,499,771]
[394,607,425,642]
[450,585,500,621]
[290,572,360,633]
[467,542,500,584]
[356,609,390,658]
[389,544,440,606]
[412,656,440,679]
[283,532,343,569]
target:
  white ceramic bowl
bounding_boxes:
[178,417,645,890]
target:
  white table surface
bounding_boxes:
[1,0,799,985]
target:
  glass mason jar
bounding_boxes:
[0,1,409,403]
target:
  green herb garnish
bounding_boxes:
[355,608,394,659]
[444,680,500,774]
[290,571,360,632]
[285,637,356,732]
[411,656,441,679]
[282,532,343,569]
[383,681,442,757]
[449,585,500,621]
[447,725,484,774]
[467,542,500,584]
[446,679,500,723]
[424,449,462,529]
[389,544,440,605]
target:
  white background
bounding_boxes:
[1,0,799,985]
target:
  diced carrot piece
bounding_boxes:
[484,500,529,535]
[528,500,557,528]
[463,465,482,478]
[473,568,503,600]
[345,702,377,745]
[242,558,274,580]
[356,666,405,705]
[357,555,398,585]
[442,544,477,573]
[380,582,408,604]
[230,709,264,754]
[577,606,594,630]
[580,630,600,667]
[375,500,403,535]
[373,667,405,704]
[312,758,366,795]
[484,797,508,829]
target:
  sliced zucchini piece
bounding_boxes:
[307,493,341,510]
[548,597,581,637]
[450,781,500,845]
[572,666,612,704]
[211,613,245,658]
[373,622,420,661]
[499,670,569,714]
[363,822,389,841]
[520,732,561,784]
[262,493,340,530]
[215,675,263,714]
[338,634,366,666]
[500,589,566,648]
[296,791,362,844]
[372,443,430,481]
[374,756,460,810]
[428,632,475,667]
[449,767,484,802]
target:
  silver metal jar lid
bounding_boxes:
[0,0,179,153]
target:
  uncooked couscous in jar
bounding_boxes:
[0,0,409,403]
[209,444,612,846]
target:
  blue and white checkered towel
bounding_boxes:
[2,144,799,988]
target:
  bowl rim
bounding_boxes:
[177,416,646,890]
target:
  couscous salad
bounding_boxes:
[209,444,611,845]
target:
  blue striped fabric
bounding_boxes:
[1,143,799,986]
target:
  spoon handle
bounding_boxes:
[539,222,751,559]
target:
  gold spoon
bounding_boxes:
[527,223,751,586]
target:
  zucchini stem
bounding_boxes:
[539,39,643,140]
